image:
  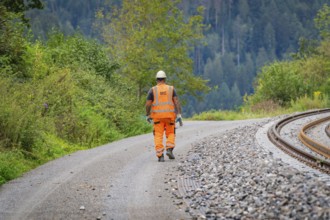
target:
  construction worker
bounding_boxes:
[145,70,182,162]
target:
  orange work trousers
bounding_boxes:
[153,118,175,157]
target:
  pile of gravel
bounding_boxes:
[170,121,330,219]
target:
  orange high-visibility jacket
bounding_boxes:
[151,84,176,119]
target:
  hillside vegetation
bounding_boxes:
[0,0,207,185]
[26,0,329,116]
[0,32,153,184]
[245,4,330,112]
[0,1,152,184]
[193,4,330,121]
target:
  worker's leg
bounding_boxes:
[153,119,165,157]
[165,119,176,150]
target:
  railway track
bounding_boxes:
[298,115,330,159]
[267,108,330,174]
[326,123,330,138]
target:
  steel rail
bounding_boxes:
[298,116,330,159]
[326,123,330,138]
[267,108,330,174]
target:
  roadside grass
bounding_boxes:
[0,150,32,185]
[0,136,85,185]
[191,109,284,121]
[0,121,152,186]
[191,96,329,121]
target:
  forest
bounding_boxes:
[0,0,329,184]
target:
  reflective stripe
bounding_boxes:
[152,102,174,106]
[168,86,173,103]
[153,86,159,106]
[152,109,175,113]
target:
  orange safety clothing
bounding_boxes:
[153,118,175,157]
[150,84,176,120]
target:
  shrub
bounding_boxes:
[0,150,33,185]
[0,33,149,185]
[249,100,282,114]
[290,93,329,111]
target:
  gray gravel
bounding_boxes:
[170,119,330,220]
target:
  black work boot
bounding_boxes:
[166,148,175,159]
[158,154,165,162]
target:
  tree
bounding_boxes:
[232,15,249,66]
[256,47,269,71]
[315,4,330,39]
[264,23,276,59]
[237,53,255,95]
[203,53,223,86]
[1,0,43,23]
[230,83,242,108]
[1,0,43,12]
[218,82,231,109]
[221,52,236,88]
[238,0,249,20]
[99,0,209,99]
[0,4,27,76]
[204,33,220,60]
[0,0,44,77]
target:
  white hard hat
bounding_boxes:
[156,70,166,78]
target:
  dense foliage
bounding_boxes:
[247,4,330,110]
[0,33,151,184]
[1,0,43,23]
[0,33,152,184]
[0,0,152,184]
[0,4,27,76]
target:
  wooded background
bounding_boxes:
[26,0,329,116]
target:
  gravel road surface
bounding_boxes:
[0,120,261,220]
[173,117,330,219]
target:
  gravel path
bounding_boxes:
[0,120,261,220]
[170,119,330,220]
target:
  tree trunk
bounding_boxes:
[222,27,225,55]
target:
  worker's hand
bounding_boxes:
[146,116,152,124]
[176,114,183,126]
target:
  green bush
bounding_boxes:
[0,150,34,185]
[0,78,41,151]
[0,33,150,185]
[250,61,308,106]
[290,93,329,111]
[0,6,28,78]
[248,52,330,108]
